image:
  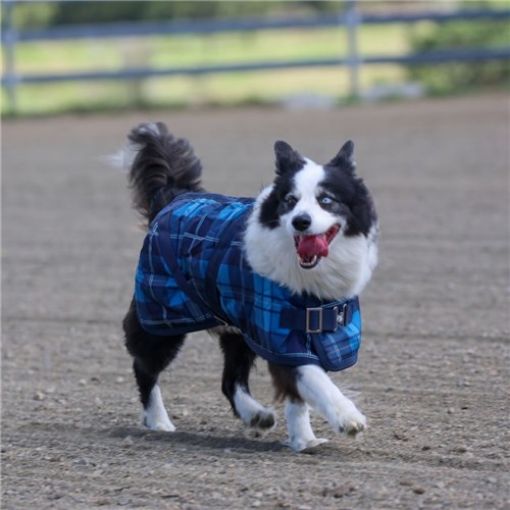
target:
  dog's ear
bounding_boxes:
[328,140,356,170]
[274,140,304,175]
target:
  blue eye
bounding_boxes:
[319,195,333,205]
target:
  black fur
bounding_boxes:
[123,299,185,410]
[122,124,374,437]
[268,364,301,403]
[124,123,206,415]
[127,122,203,223]
[274,140,306,175]
[259,140,377,237]
[321,166,376,237]
[259,143,307,229]
[123,123,270,425]
[219,331,256,417]
[328,140,355,168]
[218,331,275,430]
[258,191,284,229]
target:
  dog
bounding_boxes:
[120,122,378,452]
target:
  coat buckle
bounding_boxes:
[306,307,323,334]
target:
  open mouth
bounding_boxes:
[293,224,340,269]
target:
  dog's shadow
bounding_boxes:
[106,426,289,454]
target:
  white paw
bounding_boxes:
[243,408,277,439]
[143,412,176,432]
[286,437,329,453]
[143,385,175,432]
[234,387,276,433]
[330,403,367,437]
[247,408,276,430]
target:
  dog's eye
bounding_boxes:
[319,195,334,206]
[284,194,298,206]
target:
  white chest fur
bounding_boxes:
[244,188,378,301]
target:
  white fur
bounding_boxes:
[295,365,366,435]
[284,400,328,452]
[233,385,275,430]
[367,223,379,273]
[136,122,161,137]
[107,122,161,171]
[244,158,378,300]
[127,135,374,449]
[106,148,135,172]
[287,160,335,235]
[143,385,176,432]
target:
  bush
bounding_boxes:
[8,1,344,29]
[407,15,510,94]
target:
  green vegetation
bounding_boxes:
[1,25,408,116]
[9,1,341,29]
[407,17,510,94]
[2,0,508,116]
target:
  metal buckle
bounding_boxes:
[332,306,339,331]
[306,307,323,334]
[336,303,347,327]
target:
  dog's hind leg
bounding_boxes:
[123,299,185,432]
[219,330,275,435]
[269,364,328,452]
[132,358,181,432]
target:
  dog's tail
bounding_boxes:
[121,122,203,223]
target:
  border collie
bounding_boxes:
[120,122,378,452]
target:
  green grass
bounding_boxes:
[1,25,410,116]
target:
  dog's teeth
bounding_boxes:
[298,254,319,269]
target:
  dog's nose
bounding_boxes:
[292,213,312,232]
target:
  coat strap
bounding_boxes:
[280,300,353,333]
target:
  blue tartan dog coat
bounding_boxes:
[134,192,362,371]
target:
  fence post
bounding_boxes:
[345,0,361,99]
[2,0,18,113]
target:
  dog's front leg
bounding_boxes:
[285,400,328,452]
[296,364,366,436]
[269,364,329,452]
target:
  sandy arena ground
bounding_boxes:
[2,94,509,509]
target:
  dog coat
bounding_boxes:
[134,192,362,371]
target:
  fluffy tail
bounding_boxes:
[124,122,203,223]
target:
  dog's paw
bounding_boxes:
[249,408,276,430]
[143,413,176,432]
[142,385,176,432]
[341,416,366,437]
[242,408,276,439]
[234,388,276,434]
[286,437,329,453]
[330,403,366,437]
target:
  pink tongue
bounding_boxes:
[297,234,329,258]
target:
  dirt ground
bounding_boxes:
[2,94,509,509]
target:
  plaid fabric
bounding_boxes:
[134,192,362,371]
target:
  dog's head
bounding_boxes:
[259,140,377,269]
[245,140,378,299]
